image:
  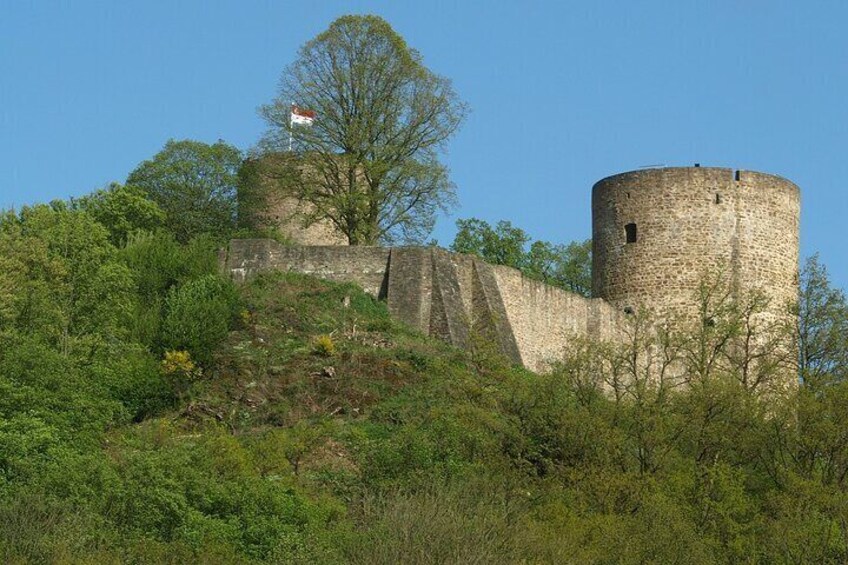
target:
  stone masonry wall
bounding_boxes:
[222,240,623,372]
[491,265,622,369]
[266,194,349,247]
[222,240,390,297]
[592,167,800,322]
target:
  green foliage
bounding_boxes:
[127,139,242,243]
[161,275,239,366]
[451,217,593,296]
[118,230,221,348]
[339,476,532,564]
[73,182,165,245]
[0,203,123,351]
[451,218,529,269]
[797,254,848,385]
[260,15,467,245]
[0,186,243,561]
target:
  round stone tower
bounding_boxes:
[239,153,348,246]
[591,166,800,321]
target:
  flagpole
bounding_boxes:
[288,102,294,152]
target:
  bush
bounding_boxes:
[160,350,202,401]
[161,275,239,365]
[313,335,336,357]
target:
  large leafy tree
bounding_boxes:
[259,15,467,245]
[127,139,241,243]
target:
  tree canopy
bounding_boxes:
[127,139,241,243]
[259,15,467,245]
[72,182,165,246]
[451,217,593,296]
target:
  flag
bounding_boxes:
[291,104,316,126]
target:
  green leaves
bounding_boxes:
[162,274,239,366]
[797,254,848,386]
[259,15,467,244]
[451,217,593,296]
[451,218,530,269]
[73,182,165,246]
[128,139,242,243]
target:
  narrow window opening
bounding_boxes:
[625,223,637,244]
[734,170,741,181]
[715,193,722,204]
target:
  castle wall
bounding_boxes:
[592,167,800,322]
[491,265,623,371]
[223,240,390,297]
[222,239,621,372]
[227,165,799,383]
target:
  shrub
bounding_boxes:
[313,334,336,357]
[160,350,202,401]
[161,275,239,365]
[91,344,172,421]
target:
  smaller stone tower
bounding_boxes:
[238,153,348,246]
[591,166,800,323]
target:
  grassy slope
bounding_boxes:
[103,272,552,563]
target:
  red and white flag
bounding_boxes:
[290,104,316,126]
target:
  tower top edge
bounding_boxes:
[593,166,799,192]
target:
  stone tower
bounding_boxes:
[238,153,348,246]
[591,166,800,322]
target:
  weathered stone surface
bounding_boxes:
[592,167,800,323]
[429,249,471,350]
[267,195,349,246]
[221,240,390,296]
[490,265,621,370]
[387,247,433,333]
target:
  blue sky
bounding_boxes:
[1,1,846,291]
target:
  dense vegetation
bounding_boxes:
[1,179,848,562]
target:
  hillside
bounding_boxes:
[3,248,848,562]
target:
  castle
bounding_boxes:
[222,166,800,374]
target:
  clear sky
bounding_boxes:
[1,1,846,291]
